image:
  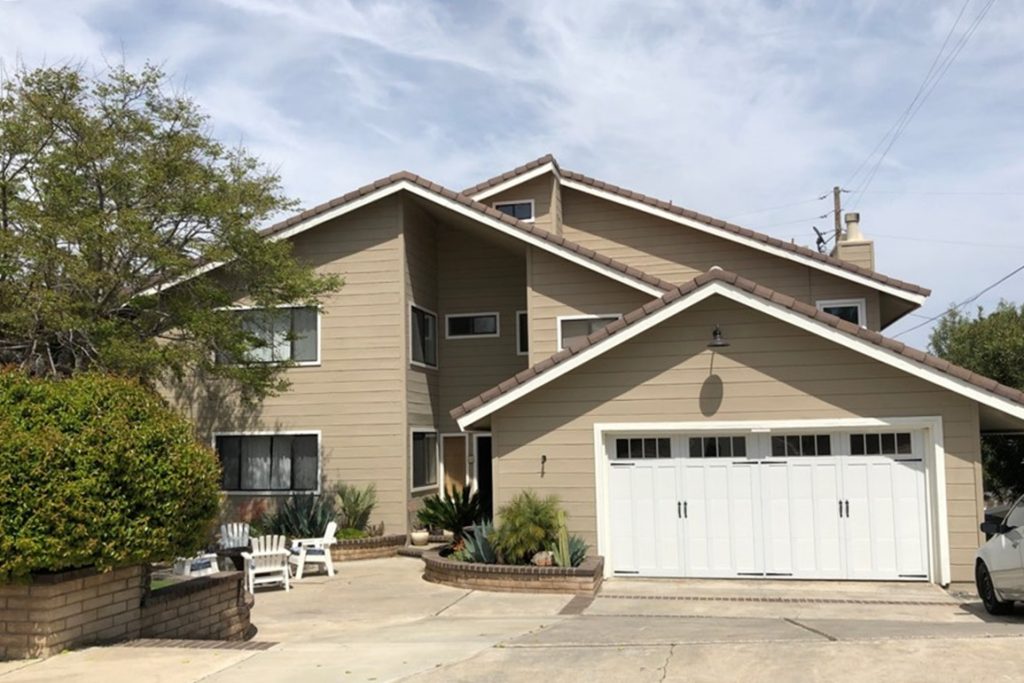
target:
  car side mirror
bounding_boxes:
[980,520,1002,536]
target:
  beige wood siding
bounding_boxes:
[487,175,557,234]
[561,188,884,329]
[527,247,651,364]
[404,200,440,430]
[172,198,408,533]
[490,296,984,583]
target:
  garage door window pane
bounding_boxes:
[617,437,669,459]
[690,436,745,458]
[896,433,912,454]
[851,434,865,455]
[616,439,630,459]
[817,435,831,455]
[881,433,896,454]
[657,438,671,458]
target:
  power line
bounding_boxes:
[752,212,830,230]
[890,262,1024,339]
[869,233,1024,250]
[725,194,829,221]
[857,189,1024,197]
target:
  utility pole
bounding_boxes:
[833,186,842,246]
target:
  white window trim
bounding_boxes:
[212,430,322,496]
[409,303,439,369]
[816,298,867,328]
[410,427,440,493]
[515,310,528,356]
[493,199,535,223]
[216,304,322,367]
[445,312,501,340]
[556,313,622,351]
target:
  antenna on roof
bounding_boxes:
[813,226,829,254]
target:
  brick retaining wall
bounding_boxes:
[140,572,252,641]
[331,534,406,562]
[421,550,604,595]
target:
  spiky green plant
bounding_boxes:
[262,494,336,538]
[333,482,377,531]
[492,490,561,565]
[552,510,571,568]
[452,522,498,564]
[416,486,484,539]
[568,535,589,567]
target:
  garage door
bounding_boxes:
[607,430,930,580]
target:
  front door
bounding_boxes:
[475,435,493,521]
[442,435,467,494]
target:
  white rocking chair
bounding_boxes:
[220,522,251,549]
[288,521,338,580]
[242,535,291,592]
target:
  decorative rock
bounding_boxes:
[531,550,554,567]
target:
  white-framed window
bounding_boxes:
[214,432,320,493]
[493,199,534,222]
[816,298,866,327]
[411,429,439,492]
[410,304,438,368]
[516,310,528,356]
[446,312,499,339]
[557,314,621,350]
[218,306,320,365]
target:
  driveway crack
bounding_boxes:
[434,589,473,616]
[783,617,838,642]
[656,643,676,682]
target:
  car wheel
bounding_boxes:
[977,562,1014,615]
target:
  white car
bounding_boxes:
[976,494,1024,615]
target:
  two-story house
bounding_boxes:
[175,155,1024,587]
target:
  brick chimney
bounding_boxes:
[833,212,875,271]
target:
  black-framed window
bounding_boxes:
[516,310,528,355]
[411,305,437,367]
[411,431,438,491]
[615,437,671,459]
[219,306,318,364]
[771,434,832,456]
[447,313,498,338]
[850,432,912,456]
[689,436,747,458]
[215,434,319,492]
[494,201,534,221]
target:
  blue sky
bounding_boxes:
[2,0,1022,348]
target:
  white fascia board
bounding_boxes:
[470,162,560,201]
[140,177,663,300]
[560,177,927,308]
[456,280,1024,430]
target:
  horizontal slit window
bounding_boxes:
[770,434,832,456]
[689,436,746,459]
[446,313,499,338]
[849,432,913,455]
[615,437,671,459]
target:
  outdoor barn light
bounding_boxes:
[707,325,730,348]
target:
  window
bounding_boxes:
[220,306,318,364]
[849,432,912,455]
[558,315,620,350]
[410,305,437,367]
[215,433,319,492]
[771,434,832,456]
[816,299,866,327]
[446,313,499,339]
[516,310,528,355]
[689,436,747,458]
[494,200,534,221]
[411,430,438,491]
[615,437,671,459]
[1004,497,1024,530]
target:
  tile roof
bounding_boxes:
[257,170,676,293]
[450,268,1022,422]
[460,154,560,196]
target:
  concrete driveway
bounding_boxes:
[4,557,1024,682]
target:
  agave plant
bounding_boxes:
[262,494,336,538]
[416,486,484,539]
[453,522,497,564]
[333,482,377,531]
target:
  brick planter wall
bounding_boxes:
[331,534,406,562]
[140,572,252,641]
[421,550,604,595]
[0,565,145,660]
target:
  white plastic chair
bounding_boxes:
[172,552,219,577]
[220,522,251,549]
[242,535,291,592]
[288,521,338,580]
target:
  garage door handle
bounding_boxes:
[838,500,844,518]
[845,500,850,517]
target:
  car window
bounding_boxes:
[1005,497,1024,529]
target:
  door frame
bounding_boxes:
[593,417,949,585]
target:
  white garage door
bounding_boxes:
[608,431,930,580]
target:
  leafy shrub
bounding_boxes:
[491,491,560,565]
[416,486,484,539]
[336,527,367,541]
[0,371,221,582]
[333,482,377,531]
[261,494,335,538]
[452,522,497,564]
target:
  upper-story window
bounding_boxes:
[215,433,319,493]
[411,304,438,368]
[816,298,866,327]
[494,200,534,222]
[558,314,620,350]
[446,312,499,339]
[219,306,319,364]
[516,310,528,356]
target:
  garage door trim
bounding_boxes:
[592,416,949,585]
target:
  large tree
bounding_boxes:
[930,302,1024,501]
[0,63,339,400]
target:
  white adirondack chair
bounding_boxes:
[220,522,251,549]
[288,521,338,580]
[242,535,291,592]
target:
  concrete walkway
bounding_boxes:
[4,558,1024,682]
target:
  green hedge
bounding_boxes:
[0,371,221,582]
